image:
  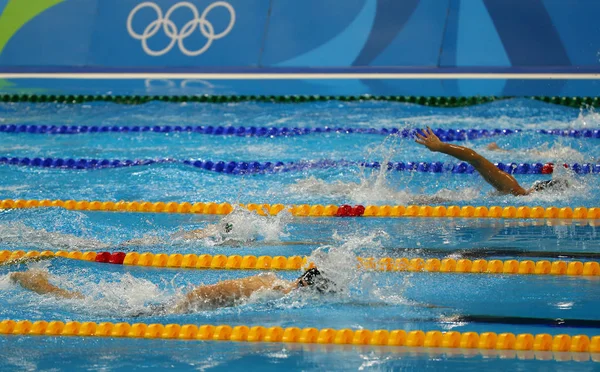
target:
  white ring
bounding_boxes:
[201,1,235,40]
[127,2,162,40]
[142,19,177,57]
[180,20,214,56]
[126,1,236,57]
[163,2,198,39]
[144,79,176,89]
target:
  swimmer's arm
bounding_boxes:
[171,227,217,240]
[415,127,528,196]
[248,241,331,247]
[10,270,84,299]
[170,274,280,313]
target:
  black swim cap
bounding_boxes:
[532,178,570,192]
[297,267,334,293]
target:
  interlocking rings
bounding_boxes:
[127,1,235,57]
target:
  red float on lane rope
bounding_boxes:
[336,204,365,217]
[109,252,126,265]
[351,205,365,217]
[94,252,111,263]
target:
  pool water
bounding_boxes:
[1,98,600,371]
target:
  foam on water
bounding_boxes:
[216,229,415,314]
[479,141,588,163]
[2,262,170,317]
[70,270,168,317]
[219,206,292,242]
[290,176,481,205]
[123,206,293,248]
[305,230,408,300]
[572,105,600,128]
[172,206,292,247]
[289,135,482,204]
[519,167,592,203]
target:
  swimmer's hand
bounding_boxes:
[415,127,444,152]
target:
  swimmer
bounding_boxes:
[415,127,569,196]
[173,222,233,240]
[120,221,325,248]
[486,142,510,152]
[9,267,334,315]
[119,222,233,246]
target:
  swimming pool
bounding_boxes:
[1,96,600,371]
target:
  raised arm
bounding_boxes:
[415,127,529,196]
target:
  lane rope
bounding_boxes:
[1,199,599,220]
[1,319,599,356]
[2,250,599,277]
[0,156,595,175]
[2,124,599,141]
[0,94,598,109]
[0,125,512,140]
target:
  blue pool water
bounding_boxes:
[1,98,600,371]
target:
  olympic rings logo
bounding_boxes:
[127,1,235,57]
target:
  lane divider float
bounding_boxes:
[1,94,599,109]
[0,125,518,141]
[1,319,599,358]
[4,124,600,142]
[1,199,599,220]
[0,156,595,175]
[2,250,599,277]
[1,94,503,106]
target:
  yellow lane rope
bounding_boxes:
[1,199,600,219]
[1,319,599,356]
[2,250,599,277]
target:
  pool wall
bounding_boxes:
[0,0,599,96]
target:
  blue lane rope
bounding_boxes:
[0,124,507,140]
[1,125,599,140]
[1,157,598,175]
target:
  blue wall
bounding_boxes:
[0,0,599,96]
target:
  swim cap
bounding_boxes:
[532,178,570,193]
[297,267,334,293]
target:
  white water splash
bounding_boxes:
[520,167,591,203]
[4,264,172,317]
[120,206,292,248]
[83,272,169,316]
[521,142,587,163]
[289,172,480,205]
[306,230,388,294]
[572,105,600,128]
[289,135,482,204]
[165,206,292,248]
[219,206,292,242]
[480,141,588,163]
